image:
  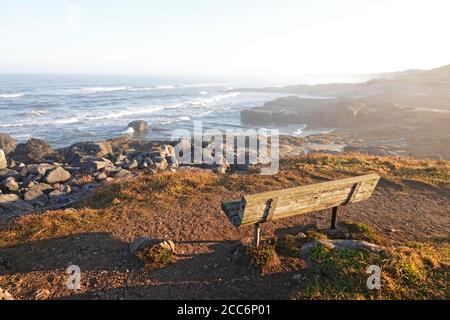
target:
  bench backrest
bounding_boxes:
[222,174,380,227]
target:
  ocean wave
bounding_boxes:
[0,123,24,128]
[199,91,208,95]
[51,117,80,125]
[27,110,49,116]
[79,86,128,94]
[160,116,191,125]
[127,87,156,91]
[85,103,184,121]
[197,110,213,117]
[0,93,26,99]
[191,92,240,106]
[156,85,176,89]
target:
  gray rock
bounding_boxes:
[151,156,168,171]
[0,133,17,155]
[65,141,113,164]
[48,189,64,198]
[27,163,55,176]
[139,162,148,169]
[127,120,149,133]
[53,183,72,194]
[300,239,385,265]
[0,150,7,169]
[166,156,178,168]
[44,167,71,184]
[115,169,132,178]
[0,169,19,180]
[90,158,113,171]
[0,194,34,216]
[143,157,153,165]
[331,240,385,252]
[31,183,54,195]
[129,237,176,254]
[12,139,54,164]
[214,164,227,175]
[23,187,48,205]
[96,172,107,181]
[8,160,16,169]
[123,159,138,170]
[0,286,14,300]
[1,177,19,193]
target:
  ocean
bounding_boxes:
[0,74,365,149]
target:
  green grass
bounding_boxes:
[134,245,174,269]
[248,244,278,272]
[293,241,449,300]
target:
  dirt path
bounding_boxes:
[0,175,449,300]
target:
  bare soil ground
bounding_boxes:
[0,154,449,300]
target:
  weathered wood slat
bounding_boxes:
[221,174,380,227]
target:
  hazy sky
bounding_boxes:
[1,0,449,78]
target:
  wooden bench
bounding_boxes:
[221,174,380,246]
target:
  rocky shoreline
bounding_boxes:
[0,131,235,220]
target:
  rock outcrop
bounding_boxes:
[12,139,54,164]
[0,149,6,169]
[0,194,34,217]
[44,167,71,184]
[128,120,149,133]
[65,141,113,164]
[0,133,17,155]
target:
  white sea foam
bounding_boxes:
[0,93,25,98]
[198,110,213,117]
[80,86,128,94]
[293,128,304,136]
[199,91,208,95]
[0,123,24,128]
[52,117,80,125]
[155,85,175,89]
[27,110,49,116]
[123,127,135,134]
[128,87,156,91]
[160,116,191,125]
[85,103,184,121]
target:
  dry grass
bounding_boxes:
[292,242,449,300]
[0,153,448,300]
[72,174,95,186]
[1,153,448,247]
[134,245,174,269]
[281,153,450,187]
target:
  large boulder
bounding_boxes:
[300,239,385,265]
[0,134,17,155]
[65,141,113,164]
[44,167,71,184]
[26,163,55,177]
[0,177,19,193]
[0,287,14,300]
[0,169,19,180]
[12,139,54,164]
[128,120,149,133]
[0,150,6,169]
[0,194,34,217]
[23,187,48,205]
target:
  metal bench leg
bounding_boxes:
[331,207,338,229]
[253,223,261,247]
